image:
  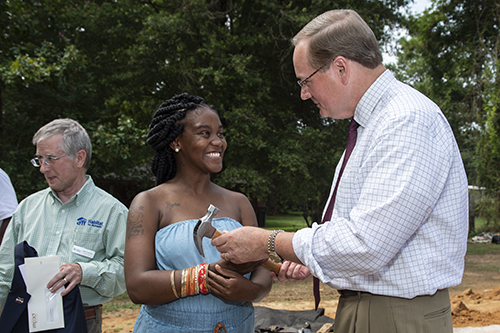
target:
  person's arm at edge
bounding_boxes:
[0,213,17,313]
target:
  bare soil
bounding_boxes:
[102,253,500,332]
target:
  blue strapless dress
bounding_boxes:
[133,217,255,332]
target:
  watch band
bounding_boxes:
[268,229,284,262]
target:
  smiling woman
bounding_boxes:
[124,93,272,333]
[145,93,224,185]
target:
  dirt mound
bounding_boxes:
[451,288,500,328]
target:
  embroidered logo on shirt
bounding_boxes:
[88,219,103,228]
[76,217,87,226]
[77,217,103,228]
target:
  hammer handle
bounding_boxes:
[261,258,282,275]
[211,229,282,275]
[212,229,224,239]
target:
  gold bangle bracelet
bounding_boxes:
[181,269,187,298]
[170,270,179,299]
[194,265,200,295]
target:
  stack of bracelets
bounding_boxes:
[171,263,209,299]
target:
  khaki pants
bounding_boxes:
[334,289,452,333]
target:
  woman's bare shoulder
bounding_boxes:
[213,184,248,199]
[131,183,179,206]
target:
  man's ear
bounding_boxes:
[332,56,350,84]
[76,150,87,168]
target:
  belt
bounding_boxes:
[338,289,368,297]
[84,305,102,320]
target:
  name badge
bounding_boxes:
[72,245,95,259]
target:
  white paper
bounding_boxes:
[24,256,64,332]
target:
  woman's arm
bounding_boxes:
[124,190,180,304]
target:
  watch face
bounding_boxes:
[269,252,282,263]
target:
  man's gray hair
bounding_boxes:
[33,118,92,170]
[292,9,383,70]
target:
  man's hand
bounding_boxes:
[211,226,270,264]
[210,258,267,276]
[47,263,83,296]
[271,260,311,282]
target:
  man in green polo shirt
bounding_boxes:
[0,118,128,333]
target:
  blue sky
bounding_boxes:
[410,0,432,14]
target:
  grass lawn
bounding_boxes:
[263,212,309,232]
[466,242,500,255]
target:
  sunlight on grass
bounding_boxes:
[466,242,500,255]
[264,212,309,232]
[476,265,500,271]
[103,292,140,312]
[464,261,500,271]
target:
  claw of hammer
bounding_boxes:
[193,204,220,257]
[192,204,282,275]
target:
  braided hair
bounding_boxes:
[147,93,214,185]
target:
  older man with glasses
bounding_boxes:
[0,118,128,333]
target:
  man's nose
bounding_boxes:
[39,160,50,172]
[300,88,311,100]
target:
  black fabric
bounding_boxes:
[0,242,33,332]
[254,306,334,332]
[0,241,88,333]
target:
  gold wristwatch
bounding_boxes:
[268,229,284,263]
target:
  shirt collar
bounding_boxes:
[48,175,94,206]
[354,69,395,128]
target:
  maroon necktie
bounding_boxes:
[313,118,359,310]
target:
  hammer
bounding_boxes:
[193,204,282,275]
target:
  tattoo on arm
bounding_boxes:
[127,205,145,239]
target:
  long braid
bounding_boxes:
[147,93,208,185]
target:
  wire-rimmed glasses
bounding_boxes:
[30,154,68,167]
[297,63,328,91]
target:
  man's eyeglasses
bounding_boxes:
[30,154,68,167]
[297,63,327,91]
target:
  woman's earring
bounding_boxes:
[175,148,180,153]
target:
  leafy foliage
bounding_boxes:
[396,0,500,226]
[1,0,408,223]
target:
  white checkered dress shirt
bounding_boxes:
[293,70,469,298]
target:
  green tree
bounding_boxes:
[0,0,155,199]
[396,0,500,225]
[126,0,409,222]
[1,0,409,223]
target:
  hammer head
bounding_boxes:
[193,204,220,257]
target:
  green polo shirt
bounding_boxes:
[0,176,128,310]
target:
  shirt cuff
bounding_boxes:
[293,223,320,269]
[79,262,98,287]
